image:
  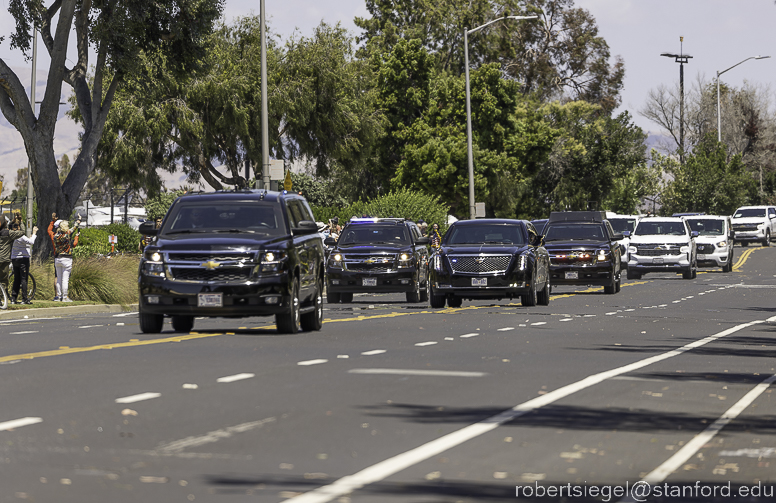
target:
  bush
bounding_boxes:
[73,227,111,258]
[101,223,141,253]
[30,256,139,305]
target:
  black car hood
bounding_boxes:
[154,233,291,251]
[439,244,530,254]
[543,240,607,251]
[335,244,411,254]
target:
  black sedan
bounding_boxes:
[428,219,551,308]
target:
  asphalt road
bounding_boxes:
[1,245,775,503]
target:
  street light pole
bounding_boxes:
[661,39,692,165]
[464,15,537,220]
[26,28,37,236]
[260,0,270,189]
[716,56,770,143]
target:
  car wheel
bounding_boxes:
[763,230,771,247]
[429,286,446,308]
[626,269,640,280]
[419,273,429,303]
[723,250,734,273]
[327,290,341,303]
[537,275,550,306]
[171,315,194,333]
[276,277,301,334]
[447,296,463,308]
[139,309,164,334]
[406,277,421,303]
[603,267,617,294]
[521,275,537,307]
[340,292,354,303]
[682,267,693,280]
[301,277,323,331]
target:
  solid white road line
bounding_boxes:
[361,350,386,356]
[9,331,38,335]
[297,359,328,366]
[216,373,255,383]
[459,333,478,338]
[348,369,487,377]
[115,392,162,404]
[285,319,766,503]
[0,417,42,431]
[414,342,438,347]
[618,373,776,503]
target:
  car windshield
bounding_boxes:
[544,224,606,241]
[446,224,525,245]
[687,219,725,236]
[608,218,637,233]
[339,224,410,245]
[634,221,687,236]
[164,202,286,236]
[733,208,766,218]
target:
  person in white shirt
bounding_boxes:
[10,219,38,305]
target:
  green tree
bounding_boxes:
[289,172,347,208]
[1,0,223,256]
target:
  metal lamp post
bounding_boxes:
[260,0,270,189]
[717,56,770,142]
[661,40,692,165]
[465,15,537,220]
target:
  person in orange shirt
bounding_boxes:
[47,213,81,302]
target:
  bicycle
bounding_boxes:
[0,283,7,310]
[6,270,37,303]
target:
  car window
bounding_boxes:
[733,208,766,218]
[165,202,286,236]
[608,218,638,233]
[339,225,410,245]
[770,208,776,218]
[286,200,305,227]
[446,224,525,245]
[299,200,315,222]
[544,224,606,241]
[634,221,687,236]
[687,219,725,235]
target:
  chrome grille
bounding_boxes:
[167,252,256,262]
[732,224,758,231]
[345,264,393,273]
[169,267,252,282]
[449,255,512,274]
[696,244,713,253]
[636,246,681,256]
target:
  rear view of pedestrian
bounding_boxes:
[0,216,26,299]
[10,217,38,304]
[48,213,81,302]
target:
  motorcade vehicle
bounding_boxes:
[543,211,623,294]
[626,216,697,279]
[605,213,640,267]
[731,205,776,246]
[137,190,326,334]
[325,218,429,303]
[428,219,550,308]
[684,215,734,272]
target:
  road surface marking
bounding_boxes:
[297,359,328,366]
[217,373,255,383]
[348,369,487,377]
[113,312,138,317]
[414,341,437,347]
[155,417,276,454]
[497,327,514,331]
[460,333,478,338]
[361,350,386,355]
[78,325,103,329]
[0,417,42,431]
[0,318,57,324]
[530,322,546,326]
[560,318,572,322]
[285,318,767,503]
[618,373,776,503]
[9,331,38,335]
[115,393,161,404]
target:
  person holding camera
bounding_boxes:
[47,212,81,302]
[0,213,26,299]
[9,215,38,304]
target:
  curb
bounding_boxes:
[0,303,139,321]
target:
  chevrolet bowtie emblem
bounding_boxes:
[201,260,221,270]
[365,258,376,264]
[475,257,485,264]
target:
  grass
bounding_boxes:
[7,255,140,308]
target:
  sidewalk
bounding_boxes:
[0,303,139,321]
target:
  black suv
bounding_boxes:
[138,190,326,334]
[325,218,430,303]
[542,211,623,294]
[428,219,550,308]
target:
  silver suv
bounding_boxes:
[626,217,698,280]
[685,216,734,272]
[731,206,776,246]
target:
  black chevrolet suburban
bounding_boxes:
[137,190,326,334]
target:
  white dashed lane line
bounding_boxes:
[113,312,138,317]
[497,327,515,331]
[531,322,547,326]
[361,350,387,355]
[0,417,42,431]
[460,333,478,338]
[9,331,38,335]
[297,359,328,366]
[414,342,438,347]
[78,325,104,329]
[348,369,487,377]
[115,392,162,404]
[560,318,573,322]
[216,373,255,383]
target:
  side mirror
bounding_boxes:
[612,233,624,241]
[622,231,631,238]
[293,220,319,236]
[416,236,430,245]
[139,221,158,236]
[324,237,337,246]
[690,231,699,238]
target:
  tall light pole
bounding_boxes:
[260,0,270,189]
[661,38,692,165]
[717,56,770,142]
[465,15,537,220]
[26,28,37,236]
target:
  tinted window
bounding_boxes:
[687,219,725,236]
[770,208,776,217]
[446,224,525,245]
[339,224,410,245]
[608,218,637,233]
[165,202,286,236]
[544,224,606,241]
[634,221,687,236]
[734,208,766,218]
[286,200,305,227]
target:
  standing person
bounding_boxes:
[429,223,443,249]
[48,213,81,302]
[417,219,428,236]
[0,215,26,299]
[10,218,38,304]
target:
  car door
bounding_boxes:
[527,222,549,284]
[286,200,314,296]
[769,207,776,234]
[410,223,428,283]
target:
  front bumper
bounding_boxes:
[327,268,418,294]
[696,247,730,267]
[628,253,691,273]
[431,271,530,300]
[138,272,290,317]
[549,263,614,286]
[733,230,765,243]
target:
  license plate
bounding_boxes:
[198,293,222,307]
[653,257,664,264]
[472,278,487,286]
[362,277,377,287]
[565,271,578,280]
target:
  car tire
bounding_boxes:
[419,274,429,303]
[626,269,641,280]
[521,274,537,307]
[276,277,301,334]
[301,277,323,331]
[722,250,733,273]
[327,290,341,303]
[763,230,771,247]
[603,268,617,294]
[682,267,693,280]
[447,296,463,308]
[340,292,354,304]
[537,275,550,306]
[171,315,194,333]
[139,310,164,334]
[406,278,421,303]
[429,286,446,308]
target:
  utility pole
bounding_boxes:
[661,37,692,165]
[26,28,37,236]
[260,0,270,190]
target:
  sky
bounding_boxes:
[1,0,776,191]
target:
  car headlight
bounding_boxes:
[680,244,690,253]
[628,246,637,254]
[716,241,727,248]
[329,253,343,268]
[261,251,287,272]
[144,250,163,263]
[596,249,608,262]
[518,254,527,271]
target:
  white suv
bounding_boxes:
[731,206,776,246]
[606,213,640,267]
[626,217,698,280]
[685,216,734,272]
